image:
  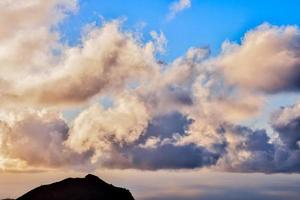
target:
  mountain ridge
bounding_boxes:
[13,174,135,200]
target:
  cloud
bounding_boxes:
[0,109,89,172]
[270,104,300,172]
[219,23,300,94]
[124,144,219,170]
[167,0,191,20]
[90,104,300,172]
[271,103,300,149]
[2,102,300,173]
[65,93,150,164]
[0,0,159,108]
[214,105,300,173]
[0,0,77,80]
[0,0,77,41]
[150,31,167,54]
[0,21,157,107]
[2,0,300,174]
[215,125,275,173]
[97,112,220,170]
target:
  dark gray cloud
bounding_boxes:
[5,107,298,173]
[270,106,300,172]
[138,112,193,141]
[127,144,219,170]
[94,108,300,173]
[101,143,219,170]
[100,112,219,170]
[217,125,276,173]
[272,115,300,150]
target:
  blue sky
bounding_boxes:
[60,0,300,61]
[60,0,300,129]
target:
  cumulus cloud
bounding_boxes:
[215,125,275,173]
[0,109,89,172]
[0,0,77,40]
[0,21,157,107]
[2,0,300,174]
[97,112,220,170]
[65,94,150,164]
[2,102,299,173]
[0,0,158,108]
[272,103,300,149]
[219,23,300,93]
[269,104,300,172]
[0,0,77,80]
[167,0,191,20]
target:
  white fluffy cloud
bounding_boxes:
[66,94,150,163]
[0,20,157,107]
[0,0,158,108]
[219,23,300,93]
[0,0,77,80]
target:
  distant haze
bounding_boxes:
[1,170,300,200]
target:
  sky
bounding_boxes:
[1,0,300,199]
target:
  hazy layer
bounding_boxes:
[1,170,300,200]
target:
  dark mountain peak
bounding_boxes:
[84,174,106,184]
[84,174,108,185]
[17,174,135,200]
[85,174,99,180]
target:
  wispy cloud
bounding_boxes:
[167,0,191,20]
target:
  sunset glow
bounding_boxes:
[1,1,300,199]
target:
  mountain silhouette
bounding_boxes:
[16,174,135,200]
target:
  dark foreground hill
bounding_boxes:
[16,174,135,200]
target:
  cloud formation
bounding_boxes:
[66,94,150,164]
[0,0,77,80]
[219,23,300,93]
[2,0,300,174]
[0,109,89,172]
[0,21,156,107]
